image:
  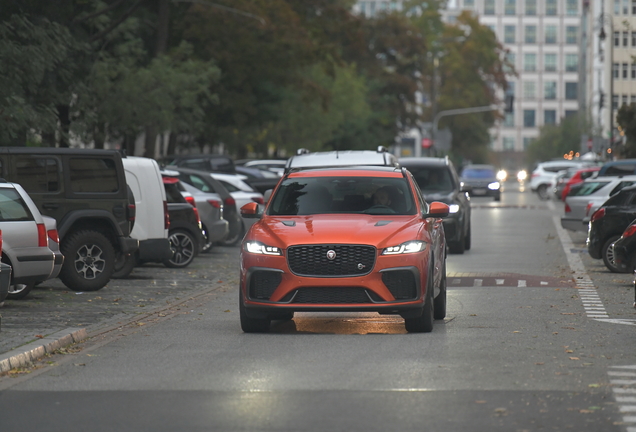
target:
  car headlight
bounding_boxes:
[448,204,460,213]
[488,181,501,190]
[244,241,282,255]
[382,241,427,255]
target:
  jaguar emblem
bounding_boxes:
[326,250,337,260]
[357,263,366,270]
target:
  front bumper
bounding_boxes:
[240,250,431,319]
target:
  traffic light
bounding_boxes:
[599,92,605,110]
[504,94,514,113]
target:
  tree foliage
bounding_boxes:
[617,103,636,158]
[526,114,589,163]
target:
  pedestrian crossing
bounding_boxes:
[447,273,573,288]
[609,365,636,432]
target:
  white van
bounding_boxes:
[115,156,173,278]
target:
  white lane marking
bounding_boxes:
[495,279,504,285]
[517,280,526,287]
[620,406,636,412]
[618,397,636,402]
[612,373,636,377]
[540,281,548,285]
[613,380,636,386]
[452,278,460,285]
[474,279,482,287]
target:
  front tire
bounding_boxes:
[537,184,549,200]
[239,295,270,333]
[59,230,115,292]
[434,262,447,320]
[404,270,434,333]
[163,229,197,268]
[7,283,34,300]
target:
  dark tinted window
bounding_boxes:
[69,158,118,193]
[601,163,636,176]
[0,188,33,221]
[15,157,59,193]
[269,176,415,216]
[164,183,187,203]
[407,167,455,193]
[461,167,496,179]
[571,181,610,196]
[609,181,636,196]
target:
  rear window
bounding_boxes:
[14,157,59,193]
[461,167,495,179]
[269,176,416,216]
[69,158,119,193]
[600,163,636,176]
[0,188,33,221]
[407,167,455,193]
[571,181,610,196]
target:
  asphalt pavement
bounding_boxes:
[0,246,241,373]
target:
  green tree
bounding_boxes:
[526,114,589,163]
[616,103,636,158]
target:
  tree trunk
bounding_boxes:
[156,0,169,56]
[57,105,70,148]
[167,132,177,156]
[144,125,158,158]
[41,131,55,147]
[94,122,105,149]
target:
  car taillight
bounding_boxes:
[251,196,264,204]
[564,203,571,213]
[585,202,594,216]
[127,203,136,222]
[37,223,47,247]
[47,229,59,244]
[163,200,170,230]
[192,207,201,224]
[224,196,236,207]
[590,208,606,222]
[185,196,196,207]
[208,199,221,209]
[623,224,636,238]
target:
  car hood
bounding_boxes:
[248,215,424,249]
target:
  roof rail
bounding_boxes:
[296,148,310,155]
[377,146,388,153]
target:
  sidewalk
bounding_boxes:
[0,247,240,373]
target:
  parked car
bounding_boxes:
[559,166,601,201]
[179,181,229,251]
[168,167,244,246]
[587,185,636,273]
[0,231,11,305]
[596,159,636,177]
[400,157,472,254]
[162,173,205,268]
[235,165,281,194]
[0,181,62,300]
[561,176,636,232]
[238,165,449,333]
[530,160,592,200]
[459,164,501,201]
[285,147,398,173]
[114,156,173,278]
[611,219,636,273]
[0,147,138,291]
[240,159,287,177]
[161,154,236,174]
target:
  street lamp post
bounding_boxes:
[599,13,614,155]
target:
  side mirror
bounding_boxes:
[423,201,449,218]
[263,189,273,204]
[240,202,263,219]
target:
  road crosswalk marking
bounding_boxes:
[610,366,636,430]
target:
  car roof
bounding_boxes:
[286,148,398,172]
[398,157,450,168]
[287,166,405,178]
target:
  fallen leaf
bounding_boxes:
[224,310,231,313]
[475,400,487,404]
[136,322,145,326]
[565,349,574,353]
[535,362,545,365]
[588,384,601,388]
[35,335,44,339]
[569,357,580,360]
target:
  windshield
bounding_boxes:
[571,181,610,196]
[461,167,495,179]
[407,167,455,193]
[268,176,416,216]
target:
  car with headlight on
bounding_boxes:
[459,164,501,201]
[239,166,449,333]
[399,157,471,254]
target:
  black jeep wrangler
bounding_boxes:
[0,147,138,291]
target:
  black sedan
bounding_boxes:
[459,164,501,201]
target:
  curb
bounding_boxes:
[0,328,87,373]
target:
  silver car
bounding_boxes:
[179,181,229,251]
[561,176,636,232]
[0,182,61,300]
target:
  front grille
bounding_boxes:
[249,271,282,300]
[290,287,371,303]
[287,245,376,277]
[382,270,417,300]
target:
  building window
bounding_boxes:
[565,82,578,100]
[565,110,578,118]
[565,26,578,44]
[614,31,620,47]
[544,53,557,72]
[615,0,621,14]
[631,95,636,104]
[632,63,636,79]
[544,110,556,125]
[504,52,516,73]
[525,0,537,15]
[484,0,495,14]
[614,62,620,78]
[523,81,536,99]
[624,63,629,79]
[624,0,630,14]
[566,0,578,15]
[524,110,536,127]
[633,0,636,14]
[504,25,516,43]
[544,81,557,99]
[505,0,516,15]
[613,94,619,109]
[565,54,578,72]
[623,94,629,106]
[464,0,475,7]
[524,53,537,71]
[546,0,557,15]
[632,31,636,46]
[544,25,557,43]
[523,137,534,149]
[525,25,537,43]
[624,31,630,47]
[503,136,515,150]
[504,112,514,127]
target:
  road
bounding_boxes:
[1,181,635,432]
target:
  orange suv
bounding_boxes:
[239,166,450,333]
